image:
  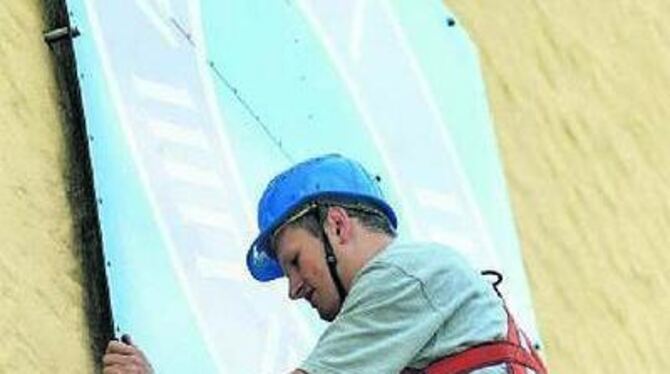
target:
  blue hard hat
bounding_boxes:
[246,154,397,282]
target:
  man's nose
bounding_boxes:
[288,274,304,300]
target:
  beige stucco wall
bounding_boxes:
[446,0,670,372]
[0,1,93,372]
[1,0,668,372]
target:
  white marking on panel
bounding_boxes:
[260,316,281,374]
[415,188,463,215]
[349,0,368,63]
[296,1,419,237]
[381,4,500,266]
[195,256,248,282]
[189,0,257,233]
[147,118,210,149]
[286,301,318,352]
[287,347,300,373]
[429,231,475,253]
[133,75,195,109]
[178,204,235,229]
[83,2,227,372]
[135,0,179,47]
[162,159,225,189]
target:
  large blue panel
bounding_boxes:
[65,0,542,371]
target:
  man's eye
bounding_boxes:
[291,256,299,267]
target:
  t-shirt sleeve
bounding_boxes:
[300,263,444,374]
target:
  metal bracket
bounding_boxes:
[44,26,80,45]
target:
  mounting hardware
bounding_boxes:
[44,26,80,45]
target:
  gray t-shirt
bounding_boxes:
[300,241,508,374]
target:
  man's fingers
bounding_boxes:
[103,352,146,368]
[103,337,153,373]
[102,353,132,366]
[106,340,139,355]
[102,366,122,374]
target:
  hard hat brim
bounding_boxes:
[247,233,283,282]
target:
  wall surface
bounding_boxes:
[445,0,670,372]
[0,1,93,372]
[1,0,669,372]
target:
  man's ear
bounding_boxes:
[325,206,351,244]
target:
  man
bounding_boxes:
[103,154,546,373]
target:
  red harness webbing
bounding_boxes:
[424,308,547,374]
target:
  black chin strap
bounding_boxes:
[321,227,348,304]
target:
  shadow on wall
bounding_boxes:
[43,0,114,370]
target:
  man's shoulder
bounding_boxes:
[371,240,472,276]
[346,241,459,303]
[357,240,489,311]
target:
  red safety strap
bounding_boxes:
[505,309,525,374]
[424,342,544,374]
[418,271,547,374]
[424,308,546,374]
[519,327,547,374]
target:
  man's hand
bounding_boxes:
[103,334,154,374]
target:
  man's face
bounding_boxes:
[274,225,341,321]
